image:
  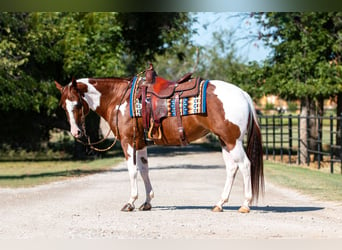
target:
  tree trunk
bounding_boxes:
[299,97,321,165]
[299,98,309,165]
[312,97,324,162]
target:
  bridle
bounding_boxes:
[73,93,117,152]
[73,82,131,152]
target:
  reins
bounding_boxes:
[75,80,131,152]
[75,104,118,152]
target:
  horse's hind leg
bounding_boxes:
[213,141,252,213]
[237,149,252,213]
[136,147,154,211]
[212,146,239,212]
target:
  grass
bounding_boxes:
[0,157,122,188]
[264,160,342,202]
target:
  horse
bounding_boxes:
[55,74,264,213]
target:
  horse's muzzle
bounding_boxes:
[71,126,83,138]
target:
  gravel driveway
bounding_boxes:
[0,145,341,239]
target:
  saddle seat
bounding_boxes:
[148,75,200,99]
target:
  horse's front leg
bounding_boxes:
[121,144,138,212]
[136,147,154,211]
[121,144,154,212]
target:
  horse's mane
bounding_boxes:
[88,76,133,82]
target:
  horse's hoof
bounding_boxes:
[121,203,135,212]
[238,206,250,213]
[139,202,152,211]
[212,205,223,212]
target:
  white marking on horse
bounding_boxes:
[126,144,138,205]
[125,145,154,208]
[72,78,101,111]
[65,100,80,137]
[211,80,250,137]
[116,101,128,116]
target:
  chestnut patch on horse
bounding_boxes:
[222,120,241,152]
[206,84,241,151]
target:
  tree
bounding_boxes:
[195,29,265,100]
[0,12,194,156]
[154,23,266,102]
[253,12,342,163]
[116,13,194,74]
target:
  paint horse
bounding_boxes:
[55,73,264,213]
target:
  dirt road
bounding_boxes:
[0,145,341,239]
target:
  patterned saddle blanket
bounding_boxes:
[129,76,209,118]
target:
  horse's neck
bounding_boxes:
[88,80,128,122]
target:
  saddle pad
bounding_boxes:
[130,77,209,118]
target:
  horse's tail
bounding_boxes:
[244,92,264,203]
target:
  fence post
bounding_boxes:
[265,116,269,160]
[288,114,292,164]
[306,115,310,166]
[297,114,301,165]
[317,115,321,169]
[330,115,334,174]
[340,114,342,174]
[272,115,276,160]
[280,114,283,161]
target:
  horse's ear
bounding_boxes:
[77,83,88,94]
[55,81,63,92]
[72,77,77,89]
[71,77,88,95]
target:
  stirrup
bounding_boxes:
[147,124,162,140]
[144,129,154,142]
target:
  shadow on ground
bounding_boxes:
[0,169,113,180]
[147,144,219,157]
[153,205,324,213]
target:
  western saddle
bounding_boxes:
[136,63,203,145]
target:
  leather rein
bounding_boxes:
[75,81,131,152]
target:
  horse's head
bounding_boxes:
[55,78,90,138]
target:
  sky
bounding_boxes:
[191,12,272,63]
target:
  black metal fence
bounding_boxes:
[259,114,342,174]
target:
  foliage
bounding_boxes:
[194,28,266,99]
[253,12,342,100]
[117,13,194,73]
[154,41,199,80]
[0,12,194,151]
[155,25,266,100]
[28,13,126,80]
[196,30,244,79]
[251,12,342,162]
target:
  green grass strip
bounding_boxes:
[265,161,342,202]
[0,157,122,188]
